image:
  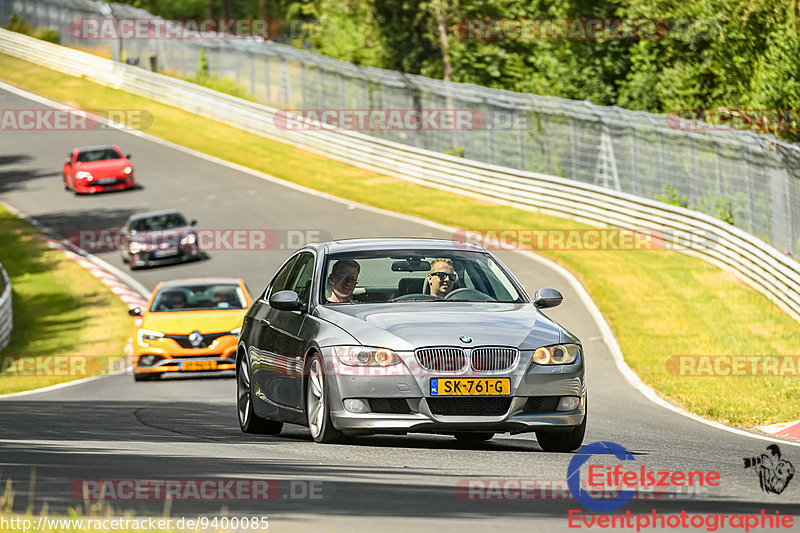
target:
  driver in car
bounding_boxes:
[328,259,361,303]
[428,258,457,298]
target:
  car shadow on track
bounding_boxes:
[0,166,58,194]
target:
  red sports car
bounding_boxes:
[63,145,135,194]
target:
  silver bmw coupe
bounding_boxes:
[236,238,586,451]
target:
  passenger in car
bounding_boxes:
[428,258,457,298]
[327,259,360,303]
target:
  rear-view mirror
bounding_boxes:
[391,259,431,272]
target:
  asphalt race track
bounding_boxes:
[1,86,799,532]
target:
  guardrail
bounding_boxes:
[1,27,798,322]
[0,258,12,353]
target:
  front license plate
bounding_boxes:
[430,377,510,396]
[96,178,117,185]
[153,249,178,258]
[182,360,217,371]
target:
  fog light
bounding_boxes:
[138,355,159,367]
[343,399,371,413]
[556,396,580,411]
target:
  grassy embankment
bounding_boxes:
[0,204,132,394]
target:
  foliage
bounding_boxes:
[655,184,689,208]
[35,27,60,44]
[197,47,209,77]
[6,13,60,43]
[6,13,34,35]
[106,0,800,143]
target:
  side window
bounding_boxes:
[265,256,297,299]
[286,252,315,303]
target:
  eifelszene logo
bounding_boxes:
[567,441,721,512]
[568,441,637,511]
[744,445,794,494]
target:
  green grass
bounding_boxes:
[0,204,133,394]
[0,52,798,426]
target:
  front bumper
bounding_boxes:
[129,247,200,267]
[323,350,586,435]
[134,335,237,376]
[330,398,586,435]
[75,176,134,193]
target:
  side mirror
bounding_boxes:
[190,219,197,226]
[533,288,563,309]
[269,290,305,312]
[126,153,132,159]
[128,307,142,316]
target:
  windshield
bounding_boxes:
[130,213,188,233]
[322,250,524,304]
[150,284,247,312]
[76,147,122,162]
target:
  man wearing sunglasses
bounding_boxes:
[428,258,457,298]
[328,259,361,303]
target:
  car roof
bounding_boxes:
[309,238,487,254]
[76,144,119,152]
[157,278,242,290]
[128,209,185,222]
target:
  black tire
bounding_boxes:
[454,432,495,442]
[237,353,283,434]
[306,354,344,443]
[536,407,587,452]
[133,372,157,382]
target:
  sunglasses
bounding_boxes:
[429,271,458,282]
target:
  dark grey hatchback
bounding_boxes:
[236,238,586,451]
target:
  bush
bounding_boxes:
[6,13,34,35]
[655,184,689,208]
[35,27,59,44]
[197,48,209,77]
[6,13,60,44]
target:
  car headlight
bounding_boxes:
[75,171,92,180]
[123,166,133,175]
[333,346,401,367]
[230,326,241,337]
[129,241,146,254]
[532,344,580,365]
[180,233,197,246]
[137,328,164,348]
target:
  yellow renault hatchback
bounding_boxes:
[130,278,252,381]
